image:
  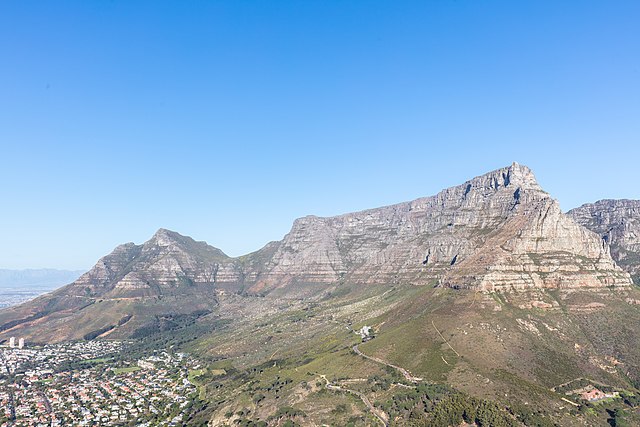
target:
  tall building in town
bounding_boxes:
[9,337,15,348]
[18,338,24,349]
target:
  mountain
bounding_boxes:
[569,199,640,285]
[65,228,237,298]
[0,230,232,342]
[246,162,630,294]
[2,163,640,426]
[0,163,632,343]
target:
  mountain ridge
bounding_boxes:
[569,199,640,285]
[0,162,633,343]
[246,161,630,293]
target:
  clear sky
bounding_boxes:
[1,1,639,270]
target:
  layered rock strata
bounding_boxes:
[64,228,242,299]
[569,199,640,284]
[248,162,631,292]
[0,163,633,342]
[18,163,634,298]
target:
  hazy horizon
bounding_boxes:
[0,268,85,286]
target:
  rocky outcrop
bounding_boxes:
[0,229,240,342]
[448,197,630,291]
[247,162,631,292]
[17,163,629,299]
[64,228,242,299]
[569,200,640,284]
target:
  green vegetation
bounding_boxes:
[178,286,640,425]
[427,393,518,427]
[25,281,640,426]
[130,309,212,339]
[112,366,141,374]
[189,368,206,380]
[378,382,451,417]
[85,357,111,363]
[83,324,116,340]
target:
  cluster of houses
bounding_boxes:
[0,359,196,426]
[0,341,198,425]
[0,340,125,374]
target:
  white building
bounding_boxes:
[9,337,15,348]
[18,338,24,349]
[358,326,374,341]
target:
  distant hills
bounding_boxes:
[0,269,84,289]
[0,269,84,309]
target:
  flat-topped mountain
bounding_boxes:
[249,162,630,293]
[569,199,640,284]
[0,163,632,342]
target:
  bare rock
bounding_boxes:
[569,199,640,284]
[250,162,631,292]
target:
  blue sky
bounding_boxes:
[1,1,639,270]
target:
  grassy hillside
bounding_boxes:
[143,283,640,426]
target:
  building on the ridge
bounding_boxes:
[18,338,24,349]
[9,337,15,348]
[358,326,374,342]
[580,387,619,402]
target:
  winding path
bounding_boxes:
[317,332,430,426]
[431,320,460,357]
[352,345,423,383]
[320,375,389,426]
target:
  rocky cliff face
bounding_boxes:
[569,200,640,284]
[247,162,631,292]
[0,163,633,342]
[60,163,630,297]
[28,163,633,298]
[63,228,241,299]
[0,229,238,342]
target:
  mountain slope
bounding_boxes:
[0,163,632,344]
[186,273,640,426]
[0,229,234,342]
[569,199,640,284]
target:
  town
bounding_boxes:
[0,340,201,426]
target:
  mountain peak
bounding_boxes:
[149,228,185,246]
[152,227,178,238]
[471,162,542,193]
[506,161,541,190]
